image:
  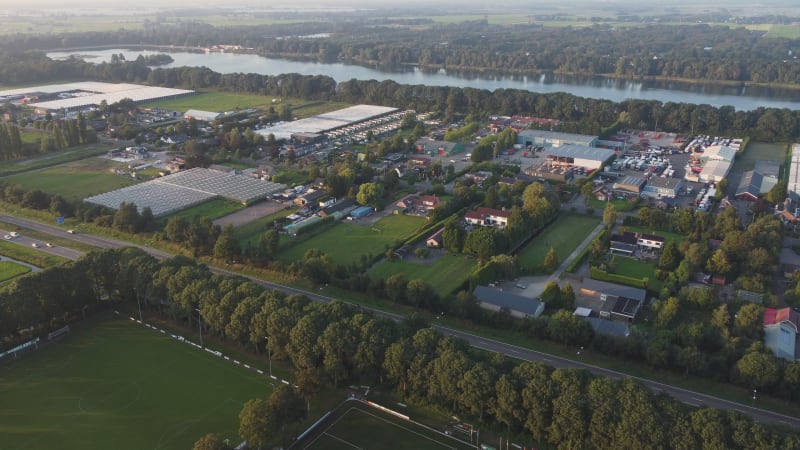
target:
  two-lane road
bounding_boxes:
[2,213,798,427]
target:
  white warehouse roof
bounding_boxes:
[700,159,733,183]
[789,144,800,199]
[256,104,399,140]
[0,82,193,111]
[518,129,598,146]
[701,145,737,162]
[542,144,615,162]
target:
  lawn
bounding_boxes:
[0,318,272,450]
[279,215,426,266]
[234,208,297,246]
[0,260,31,283]
[300,401,475,450]
[161,198,245,222]
[18,128,48,144]
[613,255,657,280]
[765,24,800,39]
[0,143,114,178]
[2,157,138,200]
[731,141,787,173]
[517,214,600,272]
[144,91,274,112]
[369,253,476,296]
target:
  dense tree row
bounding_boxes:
[5,247,800,449]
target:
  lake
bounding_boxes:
[47,48,800,111]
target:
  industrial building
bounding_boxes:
[698,159,732,183]
[539,145,615,170]
[184,109,222,122]
[788,144,800,202]
[642,176,683,199]
[0,82,194,112]
[473,285,545,319]
[517,130,598,148]
[613,176,646,197]
[256,105,401,141]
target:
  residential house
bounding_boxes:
[610,232,638,256]
[465,207,511,228]
[419,195,441,209]
[426,228,444,249]
[637,233,665,252]
[294,190,326,206]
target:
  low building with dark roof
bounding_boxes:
[465,207,511,228]
[613,176,646,196]
[580,279,645,322]
[584,317,630,337]
[610,232,638,256]
[426,228,444,248]
[473,285,545,318]
[642,177,682,199]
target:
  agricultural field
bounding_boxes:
[0,143,114,178]
[1,157,138,200]
[0,318,271,450]
[369,253,476,297]
[298,400,475,450]
[279,215,426,266]
[517,214,600,272]
[0,260,31,283]
[731,141,787,173]
[162,198,245,222]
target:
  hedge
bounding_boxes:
[566,228,606,273]
[590,266,648,289]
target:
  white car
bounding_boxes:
[2,235,11,240]
[67,230,75,234]
[31,243,39,248]
[45,243,54,248]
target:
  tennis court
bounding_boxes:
[299,401,474,450]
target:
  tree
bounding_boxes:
[734,304,765,339]
[543,246,559,272]
[463,226,506,261]
[655,296,680,328]
[268,385,306,427]
[238,399,274,450]
[735,347,781,391]
[442,222,465,253]
[658,241,680,271]
[192,433,230,450]
[603,202,618,227]
[113,202,141,233]
[356,182,383,207]
[214,226,241,263]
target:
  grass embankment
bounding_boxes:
[517,214,600,272]
[0,240,68,268]
[145,92,350,118]
[0,318,272,450]
[0,260,31,283]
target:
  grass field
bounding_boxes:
[2,157,138,200]
[0,318,272,450]
[731,141,787,173]
[18,128,48,144]
[765,24,800,39]
[0,240,68,268]
[279,215,426,266]
[0,143,114,178]
[0,260,31,283]
[161,198,245,222]
[300,401,475,450]
[369,253,476,296]
[517,214,600,272]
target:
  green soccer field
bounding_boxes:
[0,318,272,450]
[302,402,475,450]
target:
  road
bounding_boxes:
[1,213,798,427]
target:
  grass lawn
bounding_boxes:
[161,198,245,222]
[0,143,114,178]
[731,141,787,173]
[613,256,657,280]
[0,241,68,268]
[234,208,297,246]
[588,197,638,212]
[517,214,600,272]
[2,157,138,200]
[279,215,426,266]
[0,260,31,282]
[300,401,475,450]
[765,24,800,39]
[0,318,272,450]
[18,128,48,144]
[369,253,476,296]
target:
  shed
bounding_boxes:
[473,286,545,319]
[426,228,444,248]
[350,206,374,219]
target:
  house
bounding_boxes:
[637,233,665,251]
[165,157,185,173]
[592,186,612,202]
[764,307,800,360]
[294,190,326,206]
[251,165,277,181]
[610,232,638,256]
[464,207,511,228]
[161,134,188,145]
[580,279,645,322]
[465,171,492,187]
[407,156,431,169]
[473,285,545,319]
[396,194,417,210]
[426,228,444,248]
[419,195,440,209]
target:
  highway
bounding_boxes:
[1,212,799,427]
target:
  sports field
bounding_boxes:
[369,254,476,296]
[0,319,271,450]
[517,214,600,273]
[279,215,426,266]
[299,401,474,450]
[1,157,138,200]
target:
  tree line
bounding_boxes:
[3,247,800,449]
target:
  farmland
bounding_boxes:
[1,157,138,200]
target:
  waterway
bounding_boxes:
[48,48,800,111]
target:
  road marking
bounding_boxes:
[684,402,700,407]
[477,340,488,345]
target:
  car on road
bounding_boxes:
[3,235,11,240]
[31,243,39,248]
[67,230,75,234]
[45,242,54,247]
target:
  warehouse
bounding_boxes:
[517,130,598,148]
[184,109,221,122]
[540,145,615,170]
[642,177,683,199]
[698,159,732,183]
[0,82,194,112]
[256,104,400,140]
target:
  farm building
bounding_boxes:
[764,307,800,361]
[540,145,615,170]
[184,109,221,122]
[517,130,598,148]
[612,176,646,197]
[642,177,682,199]
[735,164,779,201]
[473,285,545,319]
[465,207,511,228]
[285,216,322,236]
[350,206,374,219]
[319,198,357,220]
[580,279,645,322]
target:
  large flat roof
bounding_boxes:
[518,129,598,145]
[542,144,615,162]
[474,285,544,316]
[256,104,398,140]
[0,82,193,111]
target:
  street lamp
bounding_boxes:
[753,389,757,402]
[265,336,272,377]
[195,308,203,348]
